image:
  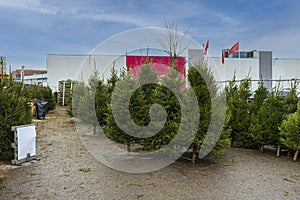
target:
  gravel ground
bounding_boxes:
[0,106,300,200]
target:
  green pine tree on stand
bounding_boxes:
[77,66,101,135]
[188,63,230,162]
[250,89,284,153]
[105,74,140,152]
[280,102,300,161]
[141,68,183,153]
[95,79,108,127]
[249,82,269,149]
[226,77,252,147]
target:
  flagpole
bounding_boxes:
[222,45,225,88]
[204,39,209,63]
[239,40,241,82]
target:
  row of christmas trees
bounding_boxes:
[226,75,300,161]
[69,62,300,162]
[69,63,230,163]
[0,80,56,160]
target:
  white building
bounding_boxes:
[23,73,48,87]
[46,50,300,92]
[46,54,125,91]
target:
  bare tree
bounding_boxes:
[156,20,191,68]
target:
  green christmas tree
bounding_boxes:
[250,91,284,153]
[142,68,183,152]
[249,82,268,116]
[95,79,108,127]
[225,72,238,103]
[105,74,140,152]
[188,63,230,162]
[76,67,101,134]
[249,82,269,149]
[283,81,298,116]
[106,66,119,99]
[227,77,252,147]
[131,64,158,140]
[280,103,300,161]
[0,82,32,159]
[68,81,85,117]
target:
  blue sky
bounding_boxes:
[0,0,300,70]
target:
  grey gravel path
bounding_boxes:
[1,107,299,200]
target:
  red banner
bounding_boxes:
[222,50,225,64]
[126,55,186,78]
[229,42,239,55]
[204,40,209,55]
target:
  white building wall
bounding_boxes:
[47,53,300,92]
[207,57,259,90]
[272,58,300,88]
[47,54,125,91]
[24,74,48,86]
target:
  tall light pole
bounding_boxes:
[21,65,25,86]
[0,57,3,82]
[273,58,278,89]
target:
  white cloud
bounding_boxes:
[242,27,300,58]
[0,0,153,27]
[0,0,59,14]
[74,10,151,27]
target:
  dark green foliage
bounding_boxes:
[141,68,183,152]
[95,79,108,126]
[53,91,58,105]
[105,74,140,151]
[68,82,85,117]
[280,103,300,161]
[283,82,298,116]
[0,82,32,160]
[188,66,213,152]
[226,78,252,147]
[249,83,268,115]
[105,64,161,152]
[250,93,284,151]
[27,85,56,111]
[265,94,285,146]
[188,63,230,159]
[225,73,238,103]
[76,68,100,134]
[57,80,74,106]
[249,83,269,148]
[107,66,119,99]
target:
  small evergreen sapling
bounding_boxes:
[280,103,300,161]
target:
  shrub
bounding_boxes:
[280,104,300,161]
[0,82,32,160]
[27,85,56,111]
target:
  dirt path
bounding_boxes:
[1,107,300,199]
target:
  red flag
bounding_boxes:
[203,40,209,55]
[229,42,239,55]
[222,50,225,64]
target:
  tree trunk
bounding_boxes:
[293,149,299,162]
[126,143,131,153]
[260,144,264,153]
[276,145,281,157]
[93,124,96,135]
[287,149,291,157]
[192,147,197,164]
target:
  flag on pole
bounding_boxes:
[203,40,209,55]
[229,42,239,55]
[222,50,225,64]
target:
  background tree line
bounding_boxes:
[0,80,56,160]
[70,63,231,163]
[226,76,300,161]
[70,63,300,163]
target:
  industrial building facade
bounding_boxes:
[46,50,300,92]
